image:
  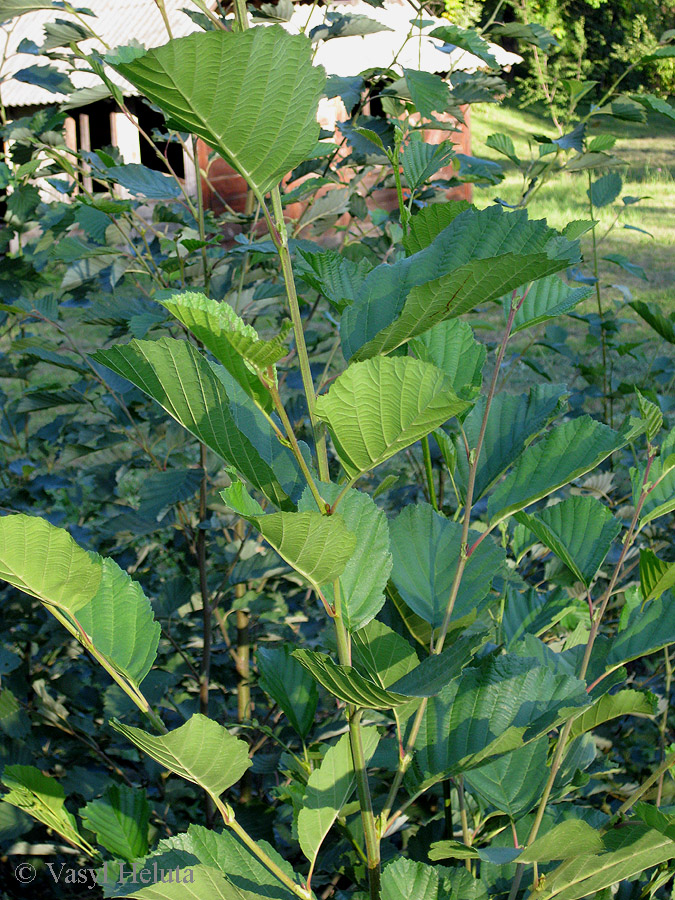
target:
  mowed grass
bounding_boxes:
[470,101,675,307]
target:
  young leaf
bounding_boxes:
[161,291,291,410]
[111,715,251,802]
[567,688,657,741]
[2,765,91,854]
[634,428,675,526]
[629,299,675,344]
[486,417,633,525]
[299,483,392,631]
[509,275,592,333]
[315,357,468,478]
[0,515,159,687]
[409,319,486,401]
[401,140,455,192]
[221,484,356,597]
[296,248,371,312]
[639,548,675,605]
[636,389,662,444]
[257,645,318,739]
[390,503,506,628]
[80,784,149,861]
[485,132,520,164]
[298,727,379,867]
[515,496,621,586]
[464,738,550,820]
[93,337,299,510]
[112,27,325,198]
[292,648,411,709]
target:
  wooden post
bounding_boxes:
[64,115,78,194]
[78,113,92,192]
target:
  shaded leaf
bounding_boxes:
[567,688,657,741]
[292,649,411,709]
[515,495,621,586]
[509,276,592,333]
[257,645,318,739]
[409,319,485,401]
[81,784,149,861]
[639,548,675,605]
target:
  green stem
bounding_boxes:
[214,797,311,900]
[657,648,673,806]
[49,607,167,734]
[270,187,329,482]
[422,436,438,511]
[349,709,381,900]
[587,170,608,423]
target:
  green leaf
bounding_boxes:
[221,483,356,597]
[161,291,291,410]
[107,164,181,200]
[77,557,160,686]
[296,248,371,312]
[634,93,675,122]
[519,819,604,864]
[315,357,468,478]
[111,714,251,802]
[509,276,592,333]
[502,586,574,648]
[390,503,505,628]
[630,299,675,344]
[158,824,303,900]
[381,857,488,900]
[0,1,63,20]
[587,172,622,208]
[292,649,411,709]
[514,496,621,586]
[563,219,596,240]
[485,132,521,165]
[0,689,28,739]
[639,549,675,605]
[486,416,631,525]
[1,765,91,853]
[0,513,100,614]
[603,590,675,671]
[464,738,550,820]
[636,389,662,443]
[93,337,299,509]
[352,619,419,686]
[402,140,455,192]
[403,201,472,254]
[256,645,318,739]
[455,384,567,503]
[298,727,379,867]
[299,483,392,631]
[390,626,489,696]
[409,319,486,401]
[14,63,73,94]
[430,24,499,69]
[113,27,325,198]
[416,655,589,779]
[491,21,558,51]
[80,784,149,861]
[0,515,159,687]
[403,69,451,117]
[567,688,657,741]
[340,205,580,360]
[603,252,647,281]
[535,825,675,900]
[634,428,675,526]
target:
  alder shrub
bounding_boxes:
[2,4,675,900]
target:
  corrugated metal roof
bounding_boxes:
[0,0,520,108]
[0,0,199,107]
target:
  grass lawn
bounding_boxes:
[470,101,675,307]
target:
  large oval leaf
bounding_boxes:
[314,357,469,478]
[113,27,325,198]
